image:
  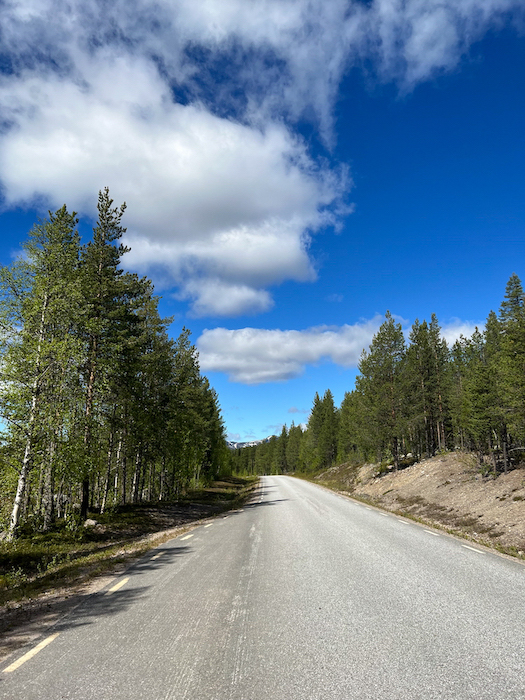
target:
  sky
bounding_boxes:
[0,1,524,442]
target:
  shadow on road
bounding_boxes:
[0,545,194,666]
[244,498,289,509]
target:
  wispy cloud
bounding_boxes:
[0,0,522,316]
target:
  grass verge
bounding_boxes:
[0,476,258,608]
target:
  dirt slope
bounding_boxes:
[316,453,525,555]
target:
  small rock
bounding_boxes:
[83,519,98,528]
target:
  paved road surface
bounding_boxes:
[1,475,524,699]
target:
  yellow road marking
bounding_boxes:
[106,576,130,594]
[180,534,194,541]
[3,633,59,673]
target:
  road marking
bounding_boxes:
[151,552,164,560]
[461,544,485,554]
[397,519,410,524]
[3,633,59,673]
[365,507,371,510]
[106,577,130,594]
[425,530,440,536]
[180,534,194,541]
[204,523,213,528]
[222,516,229,519]
[462,545,484,554]
[380,513,389,517]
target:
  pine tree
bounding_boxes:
[79,188,131,518]
[356,312,406,468]
[276,425,288,473]
[499,274,525,445]
[286,422,303,472]
[318,389,338,469]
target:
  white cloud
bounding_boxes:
[0,0,522,316]
[197,317,383,383]
[0,54,335,315]
[178,279,274,318]
[197,314,484,383]
[440,319,483,346]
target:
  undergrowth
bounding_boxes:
[0,476,257,605]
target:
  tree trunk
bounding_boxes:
[7,293,48,539]
[132,449,142,503]
[100,431,114,514]
[81,334,98,520]
[42,438,56,531]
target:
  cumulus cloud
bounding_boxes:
[0,0,523,316]
[198,315,484,384]
[197,317,383,383]
[0,53,333,315]
[440,319,484,346]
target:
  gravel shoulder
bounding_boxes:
[315,453,525,556]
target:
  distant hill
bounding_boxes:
[227,437,274,450]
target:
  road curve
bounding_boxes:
[1,475,524,699]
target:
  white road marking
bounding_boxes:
[151,552,164,560]
[180,534,194,541]
[380,513,389,517]
[462,544,484,554]
[106,577,130,594]
[3,633,59,673]
[365,507,371,511]
[425,530,440,537]
[397,519,410,524]
[204,523,213,528]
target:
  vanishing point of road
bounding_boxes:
[1,475,524,699]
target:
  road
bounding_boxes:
[1,475,524,699]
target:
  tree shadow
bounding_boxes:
[0,545,193,666]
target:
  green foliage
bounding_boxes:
[232,276,525,479]
[0,191,228,539]
[356,311,406,467]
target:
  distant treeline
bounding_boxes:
[0,189,228,540]
[232,275,525,476]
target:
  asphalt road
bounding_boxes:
[1,475,524,699]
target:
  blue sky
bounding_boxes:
[0,1,524,441]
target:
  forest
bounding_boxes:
[231,275,525,478]
[0,189,228,540]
